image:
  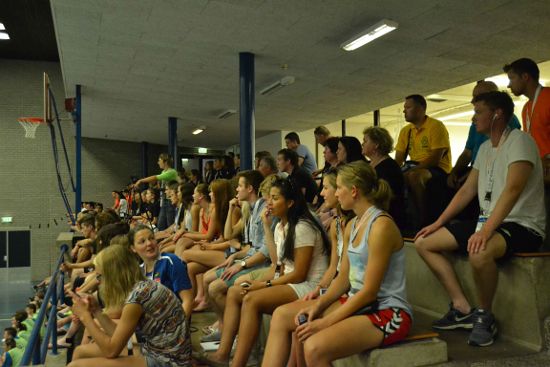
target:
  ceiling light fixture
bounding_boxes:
[0,23,5,31]
[439,110,474,121]
[192,126,206,135]
[259,76,295,96]
[198,147,208,154]
[0,32,10,40]
[341,19,398,51]
[217,109,237,119]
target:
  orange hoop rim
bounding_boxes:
[17,117,45,124]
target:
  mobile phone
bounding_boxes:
[298,314,308,325]
[240,281,251,289]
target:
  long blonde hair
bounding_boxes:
[337,161,392,211]
[94,245,146,310]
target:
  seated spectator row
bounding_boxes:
[20,57,548,367]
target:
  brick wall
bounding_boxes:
[0,59,169,280]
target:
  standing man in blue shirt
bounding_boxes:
[285,132,318,175]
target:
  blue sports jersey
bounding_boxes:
[141,253,191,300]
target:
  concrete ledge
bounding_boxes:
[333,338,447,367]
[404,241,550,351]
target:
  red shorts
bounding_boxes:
[339,296,412,346]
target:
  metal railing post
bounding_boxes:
[21,243,68,366]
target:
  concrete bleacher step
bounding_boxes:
[403,240,550,351]
[333,336,447,367]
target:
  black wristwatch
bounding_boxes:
[266,280,272,287]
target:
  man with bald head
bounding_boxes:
[447,81,521,190]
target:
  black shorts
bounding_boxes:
[444,220,543,260]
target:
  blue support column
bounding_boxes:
[75,85,82,213]
[168,117,178,170]
[341,119,346,136]
[239,52,255,170]
[141,141,149,177]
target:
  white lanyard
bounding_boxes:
[482,127,511,214]
[526,85,543,133]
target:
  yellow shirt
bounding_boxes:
[395,116,452,173]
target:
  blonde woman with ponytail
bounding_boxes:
[262,161,411,367]
[68,245,191,367]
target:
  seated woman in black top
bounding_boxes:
[362,127,405,230]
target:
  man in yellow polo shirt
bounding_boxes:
[395,94,452,228]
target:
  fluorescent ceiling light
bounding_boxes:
[440,110,473,121]
[217,109,237,119]
[260,76,295,96]
[181,158,189,163]
[341,19,398,51]
[192,125,206,135]
[0,23,5,31]
[443,121,472,127]
[0,32,10,40]
[1,216,13,223]
[198,147,207,154]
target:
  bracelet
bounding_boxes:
[266,280,272,287]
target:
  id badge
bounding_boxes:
[476,215,488,232]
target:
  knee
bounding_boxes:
[227,285,242,301]
[271,305,295,330]
[414,235,435,256]
[303,337,325,365]
[242,292,259,310]
[406,169,429,187]
[72,345,85,360]
[209,279,227,298]
[468,250,494,269]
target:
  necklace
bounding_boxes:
[350,205,377,242]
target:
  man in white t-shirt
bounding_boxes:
[414,91,545,347]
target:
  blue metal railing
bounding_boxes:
[21,244,69,366]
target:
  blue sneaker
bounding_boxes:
[432,303,475,330]
[468,309,497,347]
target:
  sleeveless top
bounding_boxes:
[173,204,183,232]
[200,209,211,235]
[335,216,344,271]
[347,207,412,315]
[183,208,193,232]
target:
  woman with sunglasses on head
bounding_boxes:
[68,245,191,367]
[262,161,411,367]
[204,178,330,367]
[262,169,355,366]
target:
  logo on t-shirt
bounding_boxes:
[421,136,429,149]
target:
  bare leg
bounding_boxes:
[262,300,315,367]
[468,234,506,311]
[209,278,229,329]
[415,227,471,314]
[210,285,245,363]
[231,285,297,367]
[303,315,383,367]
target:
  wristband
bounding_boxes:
[266,280,272,287]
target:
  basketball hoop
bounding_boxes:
[18,117,45,139]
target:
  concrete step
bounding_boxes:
[333,337,447,367]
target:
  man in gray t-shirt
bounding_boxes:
[284,131,317,175]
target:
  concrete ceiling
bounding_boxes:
[50,0,550,149]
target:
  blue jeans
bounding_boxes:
[157,201,175,231]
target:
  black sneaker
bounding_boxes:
[432,303,475,330]
[468,309,497,347]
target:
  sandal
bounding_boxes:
[201,324,217,335]
[192,350,228,367]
